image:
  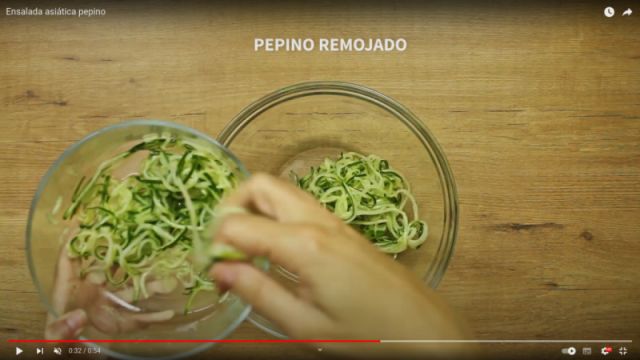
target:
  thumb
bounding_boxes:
[45,309,88,340]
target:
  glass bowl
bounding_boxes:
[27,120,259,359]
[218,81,459,338]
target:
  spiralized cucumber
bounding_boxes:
[63,133,240,312]
[293,152,428,254]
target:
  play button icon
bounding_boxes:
[16,347,23,355]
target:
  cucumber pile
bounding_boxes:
[294,152,428,254]
[63,133,240,311]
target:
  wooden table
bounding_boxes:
[1,1,638,358]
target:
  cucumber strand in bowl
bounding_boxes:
[63,133,241,312]
[294,152,428,254]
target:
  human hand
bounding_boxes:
[210,174,472,358]
[45,309,88,340]
[44,243,175,340]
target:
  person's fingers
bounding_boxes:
[113,278,178,304]
[129,310,175,323]
[222,173,337,224]
[88,307,174,335]
[51,247,76,315]
[210,262,326,336]
[215,213,323,272]
[44,309,88,340]
[112,287,135,304]
[147,278,178,295]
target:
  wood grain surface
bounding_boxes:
[1,1,639,358]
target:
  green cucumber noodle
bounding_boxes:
[293,152,428,254]
[63,133,240,312]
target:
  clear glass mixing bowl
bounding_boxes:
[27,120,259,359]
[218,81,459,338]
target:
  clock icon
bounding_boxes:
[604,6,615,18]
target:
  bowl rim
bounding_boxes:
[25,119,251,360]
[218,81,459,337]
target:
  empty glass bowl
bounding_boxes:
[27,120,259,359]
[218,81,459,338]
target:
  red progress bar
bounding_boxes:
[9,339,380,343]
